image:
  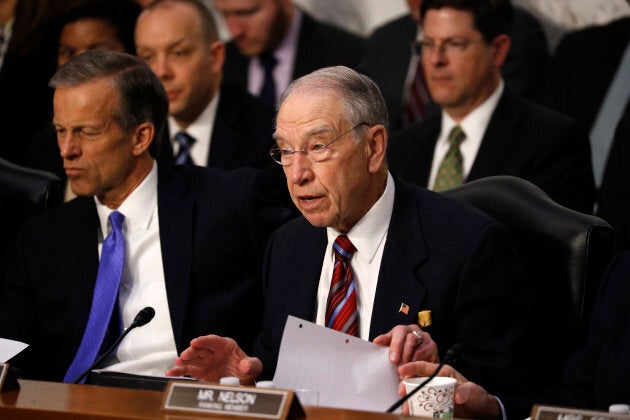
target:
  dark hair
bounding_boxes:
[49,50,168,158]
[420,0,514,43]
[59,0,142,54]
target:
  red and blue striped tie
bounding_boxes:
[325,235,358,336]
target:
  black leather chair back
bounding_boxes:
[0,157,64,282]
[443,176,613,383]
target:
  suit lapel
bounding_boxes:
[369,179,429,339]
[157,165,194,348]
[156,127,175,166]
[390,114,440,187]
[468,90,519,180]
[69,198,101,332]
[285,226,328,322]
[207,89,239,168]
[224,42,250,89]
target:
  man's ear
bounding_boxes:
[132,122,155,156]
[210,40,225,74]
[492,34,511,68]
[366,124,388,174]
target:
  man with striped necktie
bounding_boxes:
[167,65,535,419]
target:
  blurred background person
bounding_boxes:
[360,0,551,134]
[0,0,66,166]
[27,0,142,200]
[135,0,289,206]
[387,0,594,214]
[212,0,364,105]
[550,15,630,188]
[597,107,630,253]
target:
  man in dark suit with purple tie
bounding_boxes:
[0,50,292,382]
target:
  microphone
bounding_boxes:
[386,342,464,413]
[73,306,156,384]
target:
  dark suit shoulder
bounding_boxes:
[551,17,630,129]
[223,42,250,89]
[511,94,579,131]
[162,164,264,195]
[300,10,364,48]
[557,16,630,51]
[387,114,441,186]
[21,196,95,234]
[218,80,275,128]
[366,14,415,43]
[294,11,364,74]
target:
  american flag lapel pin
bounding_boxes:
[399,303,410,314]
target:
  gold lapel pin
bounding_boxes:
[417,310,432,327]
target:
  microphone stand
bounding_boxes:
[73,307,155,384]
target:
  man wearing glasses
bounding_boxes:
[387,0,594,214]
[167,65,535,419]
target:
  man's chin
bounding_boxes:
[236,42,264,57]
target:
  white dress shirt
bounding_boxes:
[94,161,177,376]
[316,172,395,339]
[428,80,504,190]
[168,90,220,166]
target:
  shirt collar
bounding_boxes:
[326,172,395,263]
[168,89,220,145]
[95,160,158,237]
[441,79,504,143]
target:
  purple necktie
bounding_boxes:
[64,211,125,383]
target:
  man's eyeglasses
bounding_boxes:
[415,37,481,57]
[269,123,371,166]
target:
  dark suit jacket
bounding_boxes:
[0,164,294,381]
[549,251,630,410]
[222,10,364,92]
[551,17,630,133]
[388,88,595,213]
[252,177,535,418]
[360,7,551,133]
[597,106,630,253]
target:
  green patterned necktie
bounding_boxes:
[433,125,466,192]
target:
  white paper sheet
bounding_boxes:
[272,316,400,412]
[0,337,28,363]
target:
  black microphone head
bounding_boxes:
[132,306,155,327]
[444,343,464,362]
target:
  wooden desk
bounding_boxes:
[0,379,407,419]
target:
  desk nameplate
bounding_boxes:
[163,381,305,419]
[533,405,630,420]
